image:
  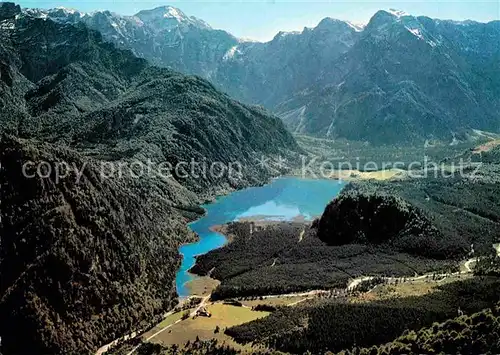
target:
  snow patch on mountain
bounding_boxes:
[388,8,410,18]
[223,45,240,60]
[55,7,76,14]
[279,105,308,134]
[55,7,87,17]
[405,25,440,47]
[406,26,424,40]
[278,31,301,38]
[427,39,438,47]
[0,20,15,29]
[24,7,89,21]
[163,7,182,20]
[346,21,365,32]
[272,30,302,42]
[238,37,260,43]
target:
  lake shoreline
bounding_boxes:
[176,177,346,298]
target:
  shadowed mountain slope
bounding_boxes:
[0,3,299,353]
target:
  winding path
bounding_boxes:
[494,243,500,257]
[98,255,479,355]
[298,229,305,242]
[190,295,211,317]
[123,295,211,355]
[464,258,477,273]
[347,276,375,291]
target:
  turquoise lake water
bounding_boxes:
[176,177,346,297]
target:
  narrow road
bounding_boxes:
[464,258,477,273]
[190,295,211,317]
[125,295,211,355]
[494,243,500,257]
[287,297,311,307]
[347,276,375,291]
[347,256,478,292]
[125,319,183,355]
[298,229,305,243]
[257,289,329,300]
[101,256,479,355]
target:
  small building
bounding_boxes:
[196,307,211,318]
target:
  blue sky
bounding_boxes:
[15,1,500,41]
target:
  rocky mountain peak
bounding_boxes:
[272,30,301,41]
[365,8,417,32]
[316,17,356,32]
[134,5,210,29]
[52,6,81,15]
[22,6,89,24]
[387,8,410,18]
[364,9,439,48]
[135,5,185,20]
[365,9,400,30]
[8,3,499,144]
[0,2,20,20]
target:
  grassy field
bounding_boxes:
[148,303,270,351]
[294,134,481,166]
[139,311,186,341]
[321,168,407,181]
[158,311,185,329]
[352,274,473,303]
[186,276,220,297]
[473,139,500,153]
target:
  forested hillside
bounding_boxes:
[0,136,196,353]
[0,3,299,353]
[318,177,500,258]
[0,3,298,193]
[346,304,500,355]
[2,2,500,354]
[107,299,500,355]
[226,278,500,354]
[192,221,457,300]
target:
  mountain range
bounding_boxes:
[1,1,499,353]
[25,5,500,144]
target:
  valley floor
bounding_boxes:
[106,138,500,355]
[114,220,496,355]
[120,261,491,355]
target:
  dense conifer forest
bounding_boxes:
[345,304,500,355]
[226,278,500,354]
[192,221,458,300]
